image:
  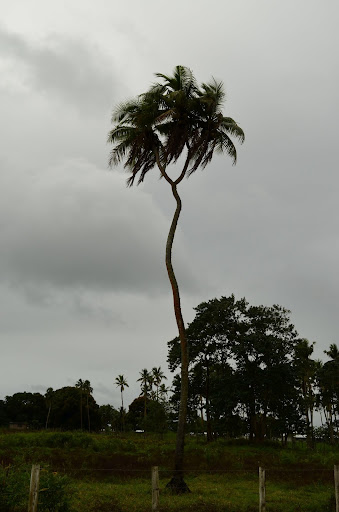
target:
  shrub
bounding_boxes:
[0,464,74,512]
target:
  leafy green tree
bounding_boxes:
[49,386,100,430]
[108,65,244,493]
[232,303,300,441]
[99,404,121,431]
[4,392,46,429]
[168,295,300,441]
[127,396,167,433]
[170,372,205,433]
[127,396,148,431]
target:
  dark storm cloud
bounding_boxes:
[0,25,118,114]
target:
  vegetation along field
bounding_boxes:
[1,293,339,510]
[1,430,338,511]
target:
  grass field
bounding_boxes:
[0,430,338,511]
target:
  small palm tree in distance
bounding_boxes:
[115,374,129,431]
[75,378,85,430]
[152,366,167,401]
[83,380,93,432]
[137,369,152,419]
[115,374,129,411]
[45,387,54,429]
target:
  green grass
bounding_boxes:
[71,474,334,512]
[0,431,338,511]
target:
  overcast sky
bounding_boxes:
[1,0,338,409]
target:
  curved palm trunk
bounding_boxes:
[165,183,190,493]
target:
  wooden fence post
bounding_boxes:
[152,466,159,512]
[259,466,266,512]
[28,464,40,512]
[334,465,339,512]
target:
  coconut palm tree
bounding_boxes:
[159,383,170,405]
[45,387,54,429]
[319,343,339,443]
[152,367,167,402]
[75,379,85,430]
[108,65,244,492]
[115,374,129,431]
[324,343,339,361]
[294,340,318,448]
[83,380,93,432]
[115,374,129,410]
[137,369,152,419]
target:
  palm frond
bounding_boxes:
[107,65,244,185]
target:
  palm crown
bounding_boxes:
[115,374,129,392]
[108,65,244,185]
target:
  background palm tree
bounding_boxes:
[83,380,93,432]
[152,367,167,402]
[137,369,152,419]
[318,343,339,443]
[108,65,244,492]
[159,383,170,405]
[115,374,129,410]
[294,340,318,448]
[115,374,129,431]
[75,379,85,430]
[45,387,54,429]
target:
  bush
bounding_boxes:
[0,464,74,512]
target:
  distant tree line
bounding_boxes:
[168,295,339,445]
[0,383,101,431]
[0,370,169,434]
[1,295,338,444]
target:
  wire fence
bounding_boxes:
[1,463,339,512]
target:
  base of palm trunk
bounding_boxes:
[166,475,191,494]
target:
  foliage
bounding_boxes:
[108,65,244,185]
[0,387,101,432]
[317,344,339,444]
[0,400,9,427]
[168,295,306,441]
[127,397,168,433]
[3,392,46,429]
[99,404,121,432]
[48,386,100,431]
[0,463,73,512]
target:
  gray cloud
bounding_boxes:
[0,25,119,114]
[0,159,199,298]
[0,0,338,407]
